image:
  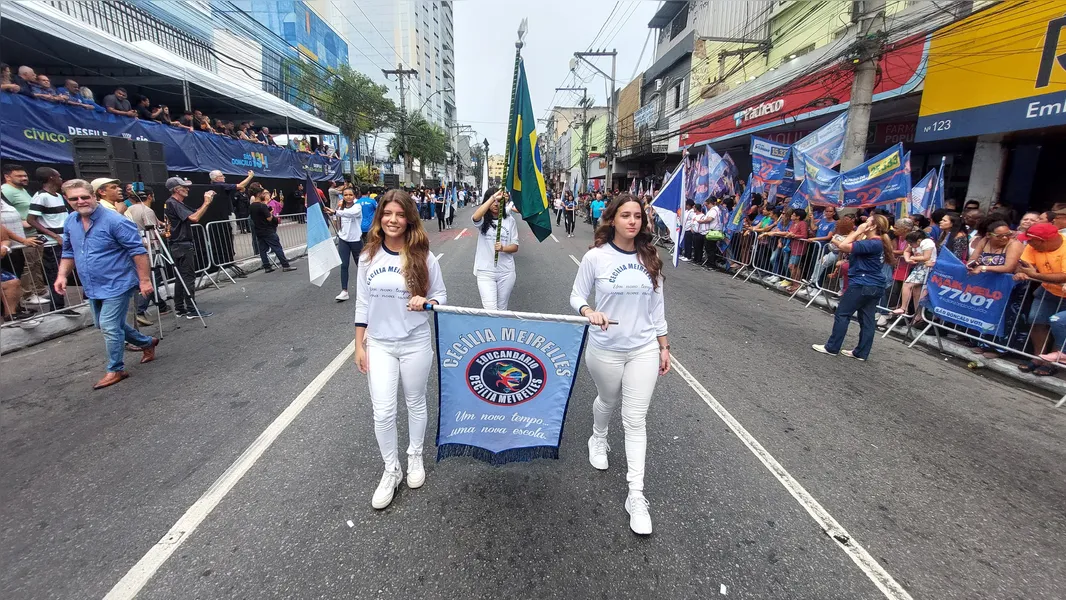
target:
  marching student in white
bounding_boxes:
[355,189,447,510]
[470,189,519,310]
[325,185,362,302]
[570,193,670,535]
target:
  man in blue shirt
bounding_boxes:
[356,185,377,243]
[55,179,158,389]
[590,192,606,224]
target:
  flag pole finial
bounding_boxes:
[517,18,527,49]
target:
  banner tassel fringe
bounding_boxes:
[436,443,559,465]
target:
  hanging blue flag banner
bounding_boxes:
[777,167,799,200]
[435,309,588,464]
[795,152,843,207]
[721,153,739,196]
[693,149,711,203]
[725,174,754,235]
[909,169,938,217]
[925,251,1015,336]
[840,143,910,208]
[792,112,848,179]
[750,136,791,184]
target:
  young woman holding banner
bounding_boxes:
[570,193,670,536]
[471,189,519,310]
[355,189,447,510]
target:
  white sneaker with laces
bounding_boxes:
[811,344,837,356]
[371,468,403,509]
[407,454,426,488]
[335,290,350,302]
[26,294,50,305]
[588,435,609,470]
[840,350,866,361]
[625,492,653,535]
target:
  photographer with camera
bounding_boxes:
[164,177,214,319]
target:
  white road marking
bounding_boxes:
[669,358,913,600]
[454,228,467,241]
[435,253,444,261]
[720,584,728,595]
[550,233,559,243]
[569,254,580,266]
[346,520,354,528]
[103,341,357,600]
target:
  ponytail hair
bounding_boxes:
[869,214,897,267]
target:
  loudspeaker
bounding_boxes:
[74,159,137,183]
[133,140,165,162]
[383,173,400,189]
[71,136,140,183]
[135,161,168,184]
[424,178,441,190]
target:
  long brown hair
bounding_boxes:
[592,193,663,290]
[361,190,431,296]
[867,214,897,267]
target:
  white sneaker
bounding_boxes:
[588,435,609,470]
[679,256,690,262]
[407,454,426,489]
[371,468,403,509]
[25,294,50,305]
[811,344,837,356]
[335,290,350,302]
[876,315,888,328]
[765,276,780,284]
[625,493,653,535]
[840,350,866,361]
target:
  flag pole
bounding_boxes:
[496,19,527,265]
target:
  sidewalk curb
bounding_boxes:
[0,246,309,356]
[740,270,1066,400]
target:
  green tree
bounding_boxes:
[288,61,397,178]
[388,111,451,183]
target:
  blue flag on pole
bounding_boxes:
[795,153,843,207]
[725,174,753,235]
[926,250,1016,336]
[694,150,711,203]
[840,143,910,208]
[304,173,341,286]
[750,136,791,184]
[435,311,588,464]
[909,169,938,217]
[931,156,947,213]
[651,162,686,267]
[792,112,848,178]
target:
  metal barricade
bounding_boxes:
[1,239,88,328]
[205,217,259,273]
[804,245,848,310]
[275,212,309,254]
[721,230,755,278]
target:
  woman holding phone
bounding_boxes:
[570,193,669,536]
[355,189,447,510]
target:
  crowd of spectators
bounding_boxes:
[2,63,285,147]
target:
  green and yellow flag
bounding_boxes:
[505,58,552,242]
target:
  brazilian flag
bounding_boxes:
[505,58,552,242]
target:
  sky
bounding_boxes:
[454,0,660,154]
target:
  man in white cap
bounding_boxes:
[164,176,214,319]
[91,178,127,215]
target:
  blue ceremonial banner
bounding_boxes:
[792,112,847,179]
[926,251,1015,336]
[0,94,343,181]
[651,162,686,267]
[750,136,791,184]
[434,310,588,464]
[840,143,910,208]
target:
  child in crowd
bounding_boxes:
[892,230,936,320]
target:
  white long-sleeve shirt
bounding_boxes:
[570,243,668,351]
[334,204,363,242]
[355,246,447,341]
[472,216,519,274]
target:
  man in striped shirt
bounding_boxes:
[28,167,69,310]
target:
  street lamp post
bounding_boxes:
[483,138,490,190]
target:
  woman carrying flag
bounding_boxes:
[355,189,447,510]
[471,189,519,310]
[570,193,670,536]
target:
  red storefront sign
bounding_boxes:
[762,129,812,145]
[874,121,917,145]
[680,35,927,146]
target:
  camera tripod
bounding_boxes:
[142,225,207,329]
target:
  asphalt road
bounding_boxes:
[2,206,1064,600]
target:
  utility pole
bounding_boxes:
[840,0,887,171]
[449,123,474,183]
[574,50,617,191]
[382,63,418,182]
[557,87,588,193]
[538,115,556,189]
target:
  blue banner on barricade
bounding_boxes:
[926,251,1015,336]
[434,309,588,464]
[0,94,342,181]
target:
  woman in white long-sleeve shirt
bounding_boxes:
[471,189,519,310]
[355,189,447,510]
[326,185,362,302]
[570,193,670,536]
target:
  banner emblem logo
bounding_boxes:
[467,348,545,406]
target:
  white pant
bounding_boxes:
[584,341,660,493]
[475,269,516,310]
[366,330,434,472]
